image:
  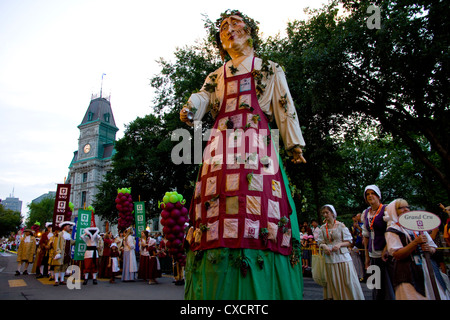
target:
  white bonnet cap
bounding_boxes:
[364,185,381,200]
[323,204,337,218]
[383,200,399,227]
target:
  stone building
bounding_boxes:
[66,95,118,231]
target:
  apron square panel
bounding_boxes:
[194,181,202,199]
[246,113,260,129]
[223,218,239,238]
[209,135,220,152]
[217,117,229,131]
[239,94,251,109]
[207,220,219,242]
[195,202,202,221]
[240,77,252,92]
[244,218,260,239]
[226,196,239,215]
[268,199,281,219]
[201,163,209,177]
[194,228,202,244]
[229,113,243,129]
[245,152,259,170]
[281,229,292,247]
[268,222,278,242]
[225,97,237,113]
[210,155,223,173]
[226,153,241,169]
[248,173,263,192]
[246,195,261,215]
[262,156,275,175]
[206,198,219,218]
[226,173,240,192]
[205,176,217,196]
[271,180,282,198]
[227,80,239,95]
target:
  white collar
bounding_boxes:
[62,230,72,240]
[226,56,255,74]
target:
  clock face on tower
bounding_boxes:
[83,143,91,154]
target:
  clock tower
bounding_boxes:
[66,95,119,230]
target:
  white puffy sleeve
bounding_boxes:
[259,61,306,151]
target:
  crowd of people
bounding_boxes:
[3,183,450,300]
[299,184,450,300]
[4,222,183,287]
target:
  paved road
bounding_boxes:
[1,251,371,301]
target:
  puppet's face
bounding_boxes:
[219,15,251,52]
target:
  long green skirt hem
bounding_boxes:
[184,247,303,300]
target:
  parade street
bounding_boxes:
[1,251,371,300]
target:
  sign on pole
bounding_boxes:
[52,184,71,227]
[134,201,146,237]
[73,209,92,261]
[398,210,441,231]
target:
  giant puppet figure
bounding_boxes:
[180,10,306,299]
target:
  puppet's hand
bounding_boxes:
[180,105,193,124]
[291,146,306,164]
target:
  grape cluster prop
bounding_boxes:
[67,202,74,221]
[159,191,188,266]
[31,221,41,235]
[116,187,134,231]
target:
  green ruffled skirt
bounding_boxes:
[185,246,303,299]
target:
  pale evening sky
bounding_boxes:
[0,0,326,218]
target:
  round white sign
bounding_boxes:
[398,210,441,231]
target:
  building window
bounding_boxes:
[83,172,88,182]
[88,112,94,121]
[104,113,110,122]
[81,191,87,208]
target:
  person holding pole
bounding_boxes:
[384,199,450,300]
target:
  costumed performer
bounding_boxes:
[81,227,101,285]
[361,184,394,300]
[35,222,53,278]
[108,243,120,283]
[51,221,75,286]
[47,226,59,281]
[384,199,450,300]
[317,204,365,300]
[138,230,151,280]
[16,229,36,276]
[99,231,113,278]
[148,236,161,285]
[122,227,138,281]
[180,9,306,299]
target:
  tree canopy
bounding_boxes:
[25,197,55,229]
[0,204,23,237]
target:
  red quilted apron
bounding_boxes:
[189,57,293,256]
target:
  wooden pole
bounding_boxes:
[419,231,440,300]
